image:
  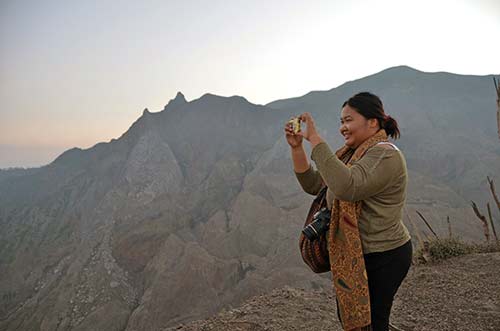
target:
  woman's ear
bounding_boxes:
[368,118,378,129]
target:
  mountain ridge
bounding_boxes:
[1,65,499,330]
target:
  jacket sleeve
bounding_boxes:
[294,164,325,196]
[310,142,401,201]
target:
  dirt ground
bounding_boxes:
[165,252,500,331]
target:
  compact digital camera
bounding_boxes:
[288,117,301,134]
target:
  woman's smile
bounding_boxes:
[339,104,379,149]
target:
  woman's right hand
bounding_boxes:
[284,117,303,149]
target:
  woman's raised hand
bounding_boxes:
[284,117,303,148]
[296,112,319,142]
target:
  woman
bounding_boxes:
[284,92,412,331]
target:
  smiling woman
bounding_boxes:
[284,92,411,331]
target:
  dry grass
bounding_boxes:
[415,236,500,264]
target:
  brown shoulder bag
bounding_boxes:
[298,185,330,273]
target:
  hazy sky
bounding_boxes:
[1,0,499,168]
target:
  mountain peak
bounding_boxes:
[198,93,251,105]
[163,91,187,111]
[174,91,186,101]
[373,65,422,77]
[199,92,218,99]
[386,65,418,72]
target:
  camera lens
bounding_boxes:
[302,207,331,241]
[303,223,320,240]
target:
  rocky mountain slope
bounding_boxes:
[1,66,499,330]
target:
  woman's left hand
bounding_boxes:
[297,112,322,143]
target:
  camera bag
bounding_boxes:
[298,184,330,273]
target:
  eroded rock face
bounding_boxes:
[124,130,183,203]
[1,67,500,330]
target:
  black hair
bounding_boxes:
[342,91,400,139]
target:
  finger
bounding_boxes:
[304,113,314,124]
[300,113,309,121]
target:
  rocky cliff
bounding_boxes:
[1,66,499,330]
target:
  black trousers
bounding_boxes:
[336,239,413,331]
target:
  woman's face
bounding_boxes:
[339,105,379,149]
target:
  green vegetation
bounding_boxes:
[415,237,500,263]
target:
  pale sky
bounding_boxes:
[1,0,499,168]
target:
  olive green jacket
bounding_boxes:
[295,141,411,254]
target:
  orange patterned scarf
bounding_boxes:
[328,128,389,331]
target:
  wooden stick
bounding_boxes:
[471,200,490,242]
[447,215,452,238]
[495,77,500,140]
[487,176,500,215]
[487,202,498,242]
[405,207,424,249]
[416,210,439,239]
[389,322,406,331]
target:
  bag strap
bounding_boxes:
[314,185,328,204]
[375,141,400,151]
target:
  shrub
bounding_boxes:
[415,237,500,264]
